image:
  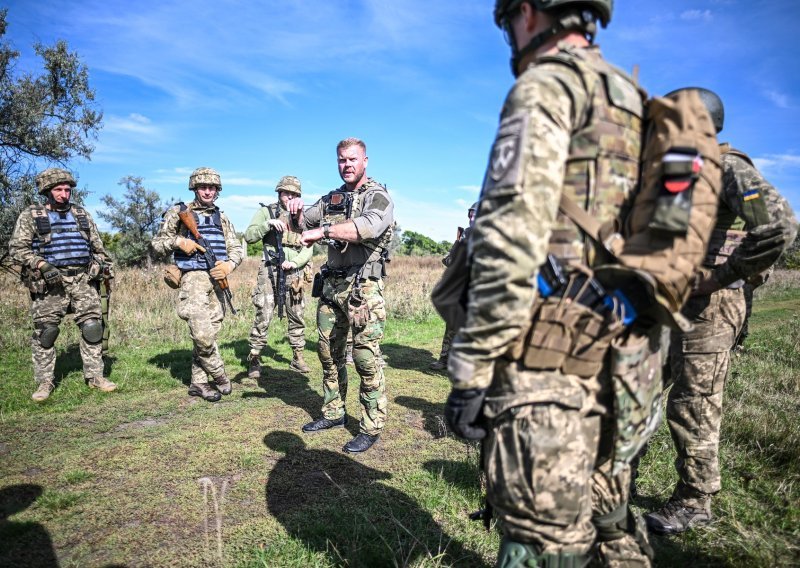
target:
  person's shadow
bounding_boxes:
[380,342,450,376]
[394,395,450,439]
[0,484,59,567]
[148,349,194,385]
[264,431,488,567]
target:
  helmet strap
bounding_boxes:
[46,192,71,211]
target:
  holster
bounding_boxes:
[311,272,324,298]
[163,265,182,289]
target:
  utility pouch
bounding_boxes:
[521,270,624,378]
[303,263,314,284]
[648,148,702,235]
[609,326,665,475]
[21,267,45,295]
[289,276,304,304]
[311,272,324,298]
[163,265,182,289]
[347,286,370,328]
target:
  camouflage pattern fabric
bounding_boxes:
[667,288,746,497]
[662,150,796,503]
[449,45,651,560]
[317,275,387,436]
[29,274,104,384]
[9,204,112,386]
[436,327,456,362]
[249,265,307,353]
[152,199,242,384]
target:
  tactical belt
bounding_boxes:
[58,265,89,276]
[321,264,359,279]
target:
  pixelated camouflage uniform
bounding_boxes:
[9,204,112,388]
[433,227,471,366]
[303,178,394,436]
[449,44,654,563]
[244,202,312,358]
[151,200,243,385]
[664,146,797,506]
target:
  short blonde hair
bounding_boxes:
[336,137,366,155]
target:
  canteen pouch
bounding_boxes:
[521,270,624,378]
[311,272,324,298]
[163,265,182,289]
[347,286,370,328]
[609,326,665,475]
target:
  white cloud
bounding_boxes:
[457,185,481,194]
[680,9,713,22]
[754,153,800,174]
[764,89,791,109]
[104,113,160,136]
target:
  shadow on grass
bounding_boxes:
[380,342,446,375]
[394,395,449,439]
[0,484,59,568]
[147,349,194,386]
[263,431,488,567]
[53,344,84,387]
[423,459,482,494]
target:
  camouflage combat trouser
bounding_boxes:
[317,275,387,436]
[436,326,456,362]
[484,389,651,565]
[667,287,746,497]
[177,270,227,384]
[30,272,104,384]
[248,265,306,354]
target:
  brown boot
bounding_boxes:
[290,350,310,373]
[213,374,232,395]
[247,353,262,380]
[32,381,55,402]
[188,382,221,402]
[87,376,117,392]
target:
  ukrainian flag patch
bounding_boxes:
[743,189,760,201]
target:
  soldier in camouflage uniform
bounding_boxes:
[644,89,797,535]
[446,2,657,565]
[9,168,117,401]
[244,175,313,378]
[289,138,394,454]
[151,168,243,402]
[430,202,478,371]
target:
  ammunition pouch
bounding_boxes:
[163,265,182,289]
[311,272,324,298]
[608,325,665,475]
[80,319,104,344]
[289,275,304,304]
[35,324,60,349]
[520,268,624,378]
[87,258,114,282]
[347,286,370,329]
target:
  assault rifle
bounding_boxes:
[274,238,287,319]
[177,204,237,315]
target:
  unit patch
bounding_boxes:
[486,112,528,190]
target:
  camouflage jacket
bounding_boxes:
[8,203,110,271]
[709,145,797,287]
[449,43,638,391]
[244,202,313,269]
[151,200,244,266]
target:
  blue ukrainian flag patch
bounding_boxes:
[743,189,760,202]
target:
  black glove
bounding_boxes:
[39,262,61,287]
[740,223,785,259]
[445,388,487,440]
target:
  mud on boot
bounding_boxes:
[188,382,221,402]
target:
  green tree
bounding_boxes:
[98,176,170,267]
[398,230,451,257]
[0,9,102,261]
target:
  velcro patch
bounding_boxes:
[485,112,528,191]
[743,189,760,202]
[369,192,390,212]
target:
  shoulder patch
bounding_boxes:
[485,112,529,191]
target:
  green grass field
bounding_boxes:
[1,260,798,567]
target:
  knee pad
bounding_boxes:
[80,319,104,344]
[497,537,589,568]
[36,324,60,349]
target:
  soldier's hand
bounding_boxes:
[740,223,786,265]
[38,261,62,287]
[210,260,235,281]
[445,388,487,440]
[287,196,304,217]
[281,260,297,271]
[691,269,721,297]
[175,236,206,256]
[268,219,288,233]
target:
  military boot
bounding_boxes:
[429,357,447,371]
[644,496,712,535]
[247,353,262,380]
[87,376,117,392]
[188,382,221,402]
[290,350,310,374]
[214,374,232,395]
[32,381,55,402]
[345,344,354,366]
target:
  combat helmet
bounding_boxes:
[189,167,222,191]
[468,202,479,215]
[665,87,724,133]
[35,168,77,195]
[275,175,302,196]
[494,0,612,77]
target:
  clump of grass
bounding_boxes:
[37,489,84,513]
[61,470,93,485]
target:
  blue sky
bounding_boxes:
[5,0,799,241]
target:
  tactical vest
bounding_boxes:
[261,203,303,250]
[543,50,643,267]
[703,144,764,268]
[174,208,228,271]
[30,205,92,267]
